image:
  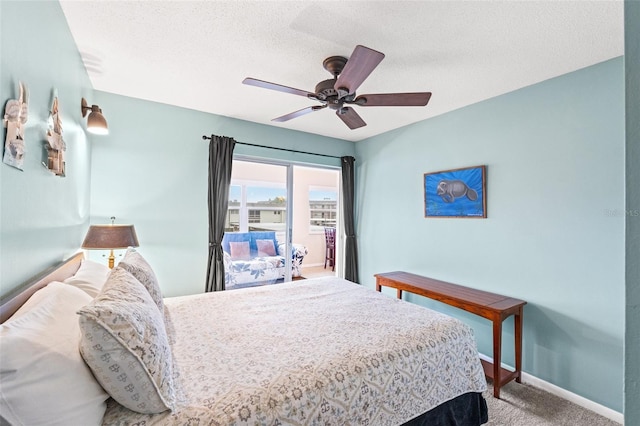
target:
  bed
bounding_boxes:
[0,251,488,425]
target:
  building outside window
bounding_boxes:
[309,189,337,231]
[226,185,287,232]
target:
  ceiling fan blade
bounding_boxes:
[272,105,326,122]
[334,45,385,96]
[336,107,366,129]
[355,92,432,107]
[243,78,315,98]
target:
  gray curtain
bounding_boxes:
[205,135,235,292]
[341,156,359,283]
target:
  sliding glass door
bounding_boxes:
[223,158,339,290]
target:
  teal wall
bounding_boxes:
[89,91,355,297]
[0,1,93,298]
[625,1,640,422]
[355,58,625,411]
[0,0,633,418]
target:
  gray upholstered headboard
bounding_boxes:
[0,252,84,323]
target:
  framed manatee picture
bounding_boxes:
[424,165,487,218]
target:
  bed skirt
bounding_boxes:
[403,392,488,426]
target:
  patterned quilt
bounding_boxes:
[102,277,487,425]
[224,243,308,289]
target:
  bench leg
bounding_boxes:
[515,308,523,383]
[493,319,502,398]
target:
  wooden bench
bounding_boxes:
[374,271,526,398]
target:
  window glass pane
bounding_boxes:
[226,185,241,231]
[309,189,337,232]
[224,160,339,291]
[225,162,288,290]
[247,187,286,231]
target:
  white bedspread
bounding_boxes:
[102,277,487,425]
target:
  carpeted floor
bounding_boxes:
[484,379,621,425]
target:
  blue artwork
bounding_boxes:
[424,165,486,218]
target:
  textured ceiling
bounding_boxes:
[59,1,624,142]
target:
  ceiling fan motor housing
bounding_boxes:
[315,79,339,103]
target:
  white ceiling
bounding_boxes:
[59,1,624,142]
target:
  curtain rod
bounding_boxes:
[202,135,344,160]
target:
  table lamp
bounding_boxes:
[81,216,139,268]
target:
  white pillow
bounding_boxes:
[77,266,176,414]
[64,258,111,297]
[118,248,164,313]
[0,282,109,425]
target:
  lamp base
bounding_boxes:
[108,249,115,269]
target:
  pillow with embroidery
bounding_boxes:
[77,266,176,414]
[256,239,276,257]
[119,248,164,314]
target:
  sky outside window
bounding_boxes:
[309,190,337,201]
[229,185,287,203]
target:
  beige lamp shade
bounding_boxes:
[81,224,139,250]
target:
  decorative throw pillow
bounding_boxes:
[77,266,176,414]
[0,282,109,425]
[118,248,164,313]
[63,258,111,297]
[229,241,251,260]
[256,239,276,257]
[221,232,251,255]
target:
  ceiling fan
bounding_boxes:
[242,45,432,130]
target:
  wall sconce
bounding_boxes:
[81,217,139,268]
[81,97,109,135]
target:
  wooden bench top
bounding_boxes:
[375,270,527,398]
[375,271,526,317]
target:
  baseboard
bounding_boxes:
[478,353,624,424]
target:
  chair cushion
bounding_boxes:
[223,232,280,257]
